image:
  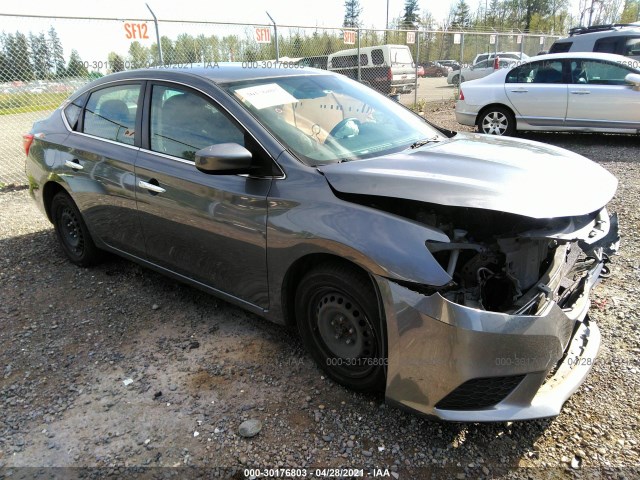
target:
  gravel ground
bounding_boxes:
[1,104,639,478]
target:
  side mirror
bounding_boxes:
[195,143,253,175]
[625,73,640,91]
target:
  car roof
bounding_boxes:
[565,24,640,38]
[327,44,409,57]
[93,63,328,85]
[531,51,636,63]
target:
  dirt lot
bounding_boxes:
[1,104,639,479]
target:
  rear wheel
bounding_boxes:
[452,75,460,86]
[51,192,103,266]
[295,263,386,392]
[476,106,516,136]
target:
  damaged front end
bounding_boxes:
[364,197,619,421]
[422,204,618,316]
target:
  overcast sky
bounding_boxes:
[1,0,585,69]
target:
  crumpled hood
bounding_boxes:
[318,132,617,219]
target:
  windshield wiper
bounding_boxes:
[409,136,441,149]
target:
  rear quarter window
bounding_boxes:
[63,92,88,131]
[549,41,572,53]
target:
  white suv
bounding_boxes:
[549,23,640,60]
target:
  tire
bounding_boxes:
[51,192,103,266]
[295,263,386,392]
[476,106,516,136]
[452,75,460,86]
[459,76,466,84]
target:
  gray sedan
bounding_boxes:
[455,52,640,135]
[25,65,618,421]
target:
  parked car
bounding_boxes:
[447,58,518,86]
[420,61,449,77]
[25,65,618,421]
[437,59,461,71]
[295,55,328,69]
[549,23,640,60]
[328,44,416,94]
[455,52,640,135]
[471,51,530,66]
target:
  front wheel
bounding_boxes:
[476,106,516,136]
[451,75,460,86]
[295,263,386,392]
[51,191,103,266]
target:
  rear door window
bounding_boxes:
[594,37,618,54]
[83,84,141,145]
[506,59,564,83]
[623,37,640,57]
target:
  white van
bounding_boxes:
[327,45,416,94]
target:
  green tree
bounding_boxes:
[6,32,34,81]
[30,32,51,79]
[451,0,472,28]
[292,33,303,57]
[150,36,175,65]
[66,49,88,77]
[523,0,552,31]
[620,0,640,22]
[48,27,65,77]
[128,41,150,68]
[107,52,125,73]
[402,0,421,28]
[0,50,8,82]
[174,33,198,63]
[343,0,362,28]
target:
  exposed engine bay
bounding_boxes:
[337,193,618,314]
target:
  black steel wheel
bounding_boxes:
[295,263,386,392]
[51,192,102,266]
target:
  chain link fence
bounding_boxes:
[0,13,560,186]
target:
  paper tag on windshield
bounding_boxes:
[234,83,298,109]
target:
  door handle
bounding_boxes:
[138,180,166,194]
[509,89,529,93]
[570,90,590,95]
[64,159,84,170]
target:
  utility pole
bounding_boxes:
[385,0,389,44]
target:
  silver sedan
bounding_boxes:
[455,52,640,135]
[447,58,517,86]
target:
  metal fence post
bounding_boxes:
[414,30,419,106]
[146,3,163,65]
[266,11,279,62]
[357,28,361,82]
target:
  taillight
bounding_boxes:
[493,57,500,70]
[459,89,465,101]
[387,68,393,81]
[23,134,34,156]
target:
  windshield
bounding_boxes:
[224,74,444,166]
